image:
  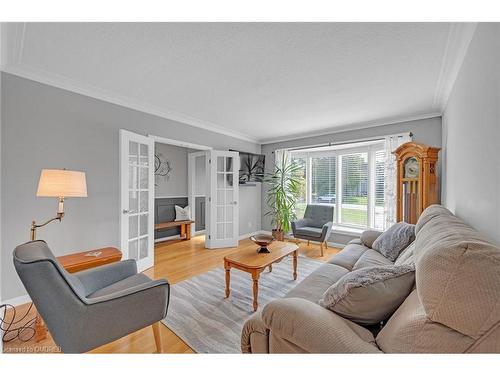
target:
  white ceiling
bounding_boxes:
[1,23,476,144]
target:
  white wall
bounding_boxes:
[441,23,500,244]
[1,73,261,302]
[154,143,188,198]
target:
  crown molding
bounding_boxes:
[433,22,477,111]
[258,112,442,145]
[1,62,261,144]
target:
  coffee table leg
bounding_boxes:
[293,250,298,280]
[224,261,231,298]
[252,270,260,311]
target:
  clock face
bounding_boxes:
[404,157,419,178]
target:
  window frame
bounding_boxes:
[291,140,385,231]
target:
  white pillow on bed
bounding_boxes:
[174,205,191,221]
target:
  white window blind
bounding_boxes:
[340,153,368,227]
[311,156,337,207]
[374,150,386,230]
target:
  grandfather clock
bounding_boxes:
[393,142,441,224]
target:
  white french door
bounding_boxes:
[119,129,155,272]
[205,150,239,249]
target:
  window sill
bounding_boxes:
[331,225,364,236]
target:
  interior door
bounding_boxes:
[120,129,155,272]
[206,150,239,249]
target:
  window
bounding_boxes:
[291,140,386,231]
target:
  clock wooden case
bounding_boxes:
[393,142,441,224]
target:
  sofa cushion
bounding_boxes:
[372,222,415,261]
[319,264,415,324]
[294,226,323,238]
[413,205,500,338]
[328,243,369,271]
[395,241,415,266]
[352,249,393,270]
[376,290,475,353]
[360,230,383,248]
[286,263,349,303]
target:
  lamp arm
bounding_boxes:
[30,212,64,241]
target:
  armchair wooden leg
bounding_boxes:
[324,241,328,249]
[307,240,310,246]
[319,242,324,257]
[152,322,162,353]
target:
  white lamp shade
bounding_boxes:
[36,169,88,198]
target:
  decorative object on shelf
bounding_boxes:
[393,142,440,224]
[265,151,303,241]
[30,169,88,240]
[154,152,172,185]
[250,234,275,253]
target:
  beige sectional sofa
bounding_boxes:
[241,205,500,353]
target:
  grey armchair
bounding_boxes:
[291,204,334,256]
[13,240,170,353]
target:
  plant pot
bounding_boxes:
[272,229,285,241]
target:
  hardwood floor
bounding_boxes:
[2,236,340,354]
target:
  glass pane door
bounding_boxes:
[206,150,239,249]
[120,130,154,271]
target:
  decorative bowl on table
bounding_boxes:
[250,234,274,253]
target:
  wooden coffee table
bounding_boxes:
[224,241,299,311]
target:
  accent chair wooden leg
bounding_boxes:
[324,241,328,249]
[152,322,162,353]
[307,240,310,246]
[319,242,324,257]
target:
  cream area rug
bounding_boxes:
[162,255,322,353]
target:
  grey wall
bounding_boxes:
[1,73,261,302]
[194,154,206,196]
[239,183,262,237]
[261,116,443,243]
[441,24,500,244]
[154,143,188,197]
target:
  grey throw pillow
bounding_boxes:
[372,222,415,261]
[319,264,415,324]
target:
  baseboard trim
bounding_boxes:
[1,294,32,307]
[154,234,182,243]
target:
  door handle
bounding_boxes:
[231,201,238,205]
[123,209,136,214]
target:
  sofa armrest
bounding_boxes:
[291,218,309,233]
[360,230,383,248]
[84,278,169,305]
[241,313,269,353]
[261,298,381,353]
[74,259,137,296]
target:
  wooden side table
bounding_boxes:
[35,247,122,342]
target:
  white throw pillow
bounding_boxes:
[174,205,191,221]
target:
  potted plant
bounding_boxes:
[265,153,303,241]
